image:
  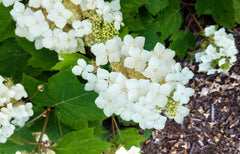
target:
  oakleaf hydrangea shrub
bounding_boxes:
[0,76,33,143]
[195,25,239,75]
[72,35,195,130]
[10,0,123,56]
[1,0,239,153]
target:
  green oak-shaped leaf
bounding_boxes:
[114,128,149,150]
[51,53,90,71]
[0,4,15,42]
[122,13,145,31]
[157,0,182,40]
[16,37,58,71]
[145,0,169,15]
[0,126,36,153]
[195,0,235,29]
[233,0,240,24]
[139,7,154,28]
[23,70,106,129]
[52,128,110,154]
[120,0,147,10]
[169,30,196,60]
[120,0,146,32]
[0,38,31,83]
[139,22,163,50]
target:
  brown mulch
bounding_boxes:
[141,1,240,154]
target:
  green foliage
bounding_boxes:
[52,128,110,154]
[51,53,90,71]
[157,0,182,40]
[119,0,181,50]
[169,30,196,59]
[24,66,43,77]
[46,112,75,142]
[0,126,36,153]
[0,4,15,42]
[120,0,147,10]
[23,70,106,129]
[16,37,58,71]
[121,10,145,32]
[145,0,169,15]
[120,0,147,31]
[233,0,240,24]
[195,0,235,29]
[55,91,106,129]
[114,128,149,150]
[0,38,31,82]
[139,22,163,50]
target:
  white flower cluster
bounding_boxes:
[0,0,19,7]
[115,146,141,154]
[0,76,33,143]
[9,0,123,56]
[195,25,239,75]
[80,0,124,30]
[72,35,195,130]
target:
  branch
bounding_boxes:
[38,106,51,154]
[12,134,38,145]
[111,116,117,148]
[179,0,204,31]
[26,110,47,126]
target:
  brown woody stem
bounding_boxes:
[111,116,118,148]
[38,106,51,154]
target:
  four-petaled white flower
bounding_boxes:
[124,48,151,72]
[72,20,92,37]
[47,2,73,29]
[72,59,94,79]
[123,35,145,49]
[23,10,50,38]
[95,92,118,117]
[91,40,122,66]
[146,83,173,108]
[173,84,195,104]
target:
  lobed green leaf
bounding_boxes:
[16,37,58,71]
[52,128,110,154]
[233,0,240,24]
[139,22,163,50]
[169,30,196,60]
[114,128,149,150]
[195,0,235,29]
[0,4,15,42]
[23,70,106,129]
[156,0,182,40]
[51,53,90,71]
[0,38,31,83]
[145,0,169,15]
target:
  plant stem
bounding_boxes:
[57,117,63,137]
[12,134,38,145]
[112,116,123,141]
[38,106,51,154]
[111,116,117,148]
[179,0,204,31]
[26,110,47,126]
